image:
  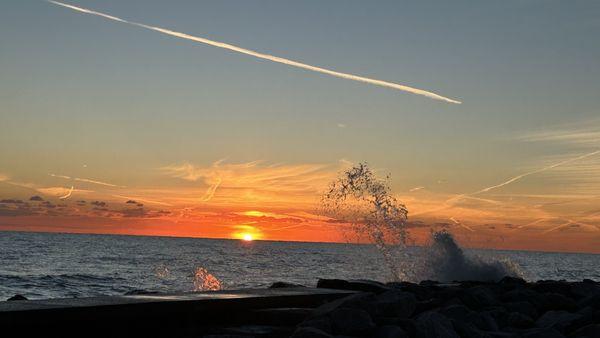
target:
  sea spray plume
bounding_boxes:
[193,267,222,291]
[321,163,412,280]
[321,163,523,282]
[46,1,461,104]
[422,230,523,282]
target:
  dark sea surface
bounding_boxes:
[0,231,598,300]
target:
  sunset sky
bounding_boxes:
[1,1,600,253]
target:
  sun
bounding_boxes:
[242,233,254,241]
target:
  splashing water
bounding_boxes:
[321,162,413,280]
[154,264,170,279]
[192,267,222,291]
[322,162,522,282]
[419,230,523,282]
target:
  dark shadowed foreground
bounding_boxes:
[2,278,598,337]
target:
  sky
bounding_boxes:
[1,0,600,253]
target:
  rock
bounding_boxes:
[499,276,527,286]
[373,325,408,338]
[569,324,600,338]
[317,279,388,294]
[387,282,434,300]
[373,290,417,318]
[502,289,547,311]
[311,292,376,318]
[570,281,600,300]
[299,317,333,333]
[467,311,499,331]
[450,321,488,338]
[507,312,534,329]
[441,304,474,323]
[543,293,577,312]
[250,308,312,326]
[536,311,582,332]
[460,286,498,309]
[503,301,539,319]
[416,312,460,338]
[519,327,565,338]
[329,307,375,336]
[577,293,600,310]
[269,281,305,288]
[485,306,509,328]
[533,281,572,297]
[291,327,332,338]
[7,294,27,301]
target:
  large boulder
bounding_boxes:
[569,324,600,338]
[542,293,577,312]
[507,312,534,329]
[269,281,305,288]
[502,301,539,319]
[329,307,376,336]
[519,327,565,338]
[373,325,409,338]
[373,290,417,318]
[416,312,460,338]
[7,294,27,301]
[536,311,582,332]
[317,279,389,294]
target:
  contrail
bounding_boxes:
[471,149,600,196]
[410,149,600,217]
[49,173,123,187]
[59,186,74,200]
[46,1,461,104]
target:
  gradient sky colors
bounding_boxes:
[1,1,600,253]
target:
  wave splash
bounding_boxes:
[322,162,522,282]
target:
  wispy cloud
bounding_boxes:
[59,186,74,200]
[49,173,123,188]
[162,160,345,207]
[47,1,460,104]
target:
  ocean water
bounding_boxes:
[0,231,598,300]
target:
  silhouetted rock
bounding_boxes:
[507,312,534,328]
[374,325,408,338]
[536,311,582,332]
[416,312,460,338]
[569,324,600,338]
[330,307,375,336]
[503,301,539,319]
[298,317,332,333]
[520,327,565,338]
[373,290,416,318]
[269,281,306,288]
[7,294,27,301]
[291,327,332,338]
[543,293,577,312]
[577,293,600,309]
[318,279,389,294]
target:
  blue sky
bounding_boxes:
[1,1,599,251]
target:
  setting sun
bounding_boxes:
[242,234,254,241]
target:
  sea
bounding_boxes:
[0,231,598,300]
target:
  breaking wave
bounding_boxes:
[322,162,522,282]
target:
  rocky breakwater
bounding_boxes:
[290,278,600,338]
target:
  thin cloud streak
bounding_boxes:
[47,1,461,104]
[49,173,123,188]
[472,149,600,195]
[59,186,74,200]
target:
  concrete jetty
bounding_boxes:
[0,287,355,337]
